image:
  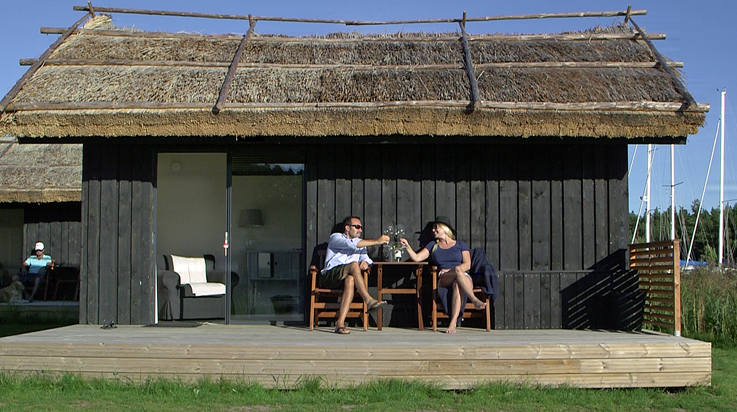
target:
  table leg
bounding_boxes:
[377,265,383,331]
[416,266,424,331]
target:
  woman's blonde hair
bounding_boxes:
[435,223,455,240]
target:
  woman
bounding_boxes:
[400,217,486,333]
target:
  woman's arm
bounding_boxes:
[458,249,471,273]
[399,238,430,262]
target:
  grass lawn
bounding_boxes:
[0,345,734,411]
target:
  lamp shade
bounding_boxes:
[239,209,264,227]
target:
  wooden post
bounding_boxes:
[212,16,256,115]
[672,239,682,337]
[459,12,480,111]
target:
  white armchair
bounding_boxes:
[158,254,226,321]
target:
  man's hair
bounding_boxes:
[342,216,361,228]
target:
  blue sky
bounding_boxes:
[1,1,735,213]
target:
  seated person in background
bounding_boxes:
[400,216,486,334]
[13,241,53,302]
[322,216,390,334]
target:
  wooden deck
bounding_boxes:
[0,325,710,389]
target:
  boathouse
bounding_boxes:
[0,6,707,328]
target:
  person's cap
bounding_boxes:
[34,242,45,251]
[433,216,455,235]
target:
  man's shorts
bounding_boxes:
[320,264,348,289]
[19,268,47,284]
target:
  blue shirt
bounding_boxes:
[322,233,373,273]
[425,240,469,270]
[25,254,52,274]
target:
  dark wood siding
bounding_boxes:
[305,142,634,330]
[22,202,82,268]
[81,143,155,325]
[80,140,634,329]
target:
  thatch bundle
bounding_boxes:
[0,13,706,139]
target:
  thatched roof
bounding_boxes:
[0,11,708,139]
[0,137,81,203]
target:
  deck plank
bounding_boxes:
[0,325,711,389]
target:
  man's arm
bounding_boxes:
[356,234,390,248]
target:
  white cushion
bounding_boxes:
[171,255,208,285]
[186,282,226,297]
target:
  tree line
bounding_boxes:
[629,200,737,265]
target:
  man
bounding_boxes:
[321,216,390,334]
[14,241,53,302]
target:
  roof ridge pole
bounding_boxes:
[627,16,696,109]
[212,16,257,115]
[459,11,480,112]
[0,11,93,114]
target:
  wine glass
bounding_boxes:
[384,225,394,237]
[395,224,406,239]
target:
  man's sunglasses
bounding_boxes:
[349,224,362,229]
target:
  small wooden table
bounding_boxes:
[373,261,427,330]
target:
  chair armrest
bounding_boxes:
[159,270,181,290]
[206,270,226,284]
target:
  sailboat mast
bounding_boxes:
[719,90,725,265]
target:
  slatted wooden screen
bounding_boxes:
[629,240,681,336]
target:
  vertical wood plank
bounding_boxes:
[550,146,564,271]
[494,270,505,329]
[469,145,486,249]
[549,273,562,328]
[420,147,436,248]
[594,145,609,268]
[485,146,500,268]
[351,145,365,220]
[118,146,133,324]
[79,145,90,323]
[363,145,382,240]
[435,147,455,222]
[98,153,119,325]
[582,145,596,269]
[305,146,318,269]
[455,145,471,245]
[138,147,156,325]
[381,146,398,238]
[85,144,102,324]
[517,146,532,270]
[532,146,551,271]
[503,272,515,329]
[563,146,582,270]
[513,272,525,329]
[334,145,352,221]
[396,145,421,243]
[540,272,552,328]
[317,149,336,241]
[524,273,541,328]
[499,145,518,270]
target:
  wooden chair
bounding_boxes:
[308,247,369,331]
[431,267,492,331]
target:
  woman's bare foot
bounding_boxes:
[445,324,457,334]
[473,300,487,310]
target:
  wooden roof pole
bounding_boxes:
[459,12,480,111]
[0,12,92,114]
[72,5,646,26]
[628,16,696,109]
[212,16,256,115]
